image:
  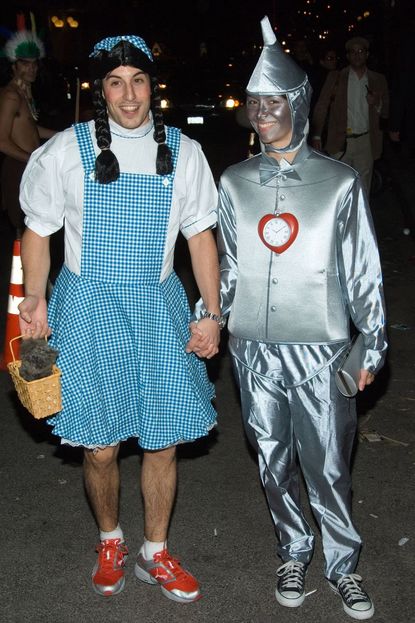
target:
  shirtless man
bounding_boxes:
[0,30,55,237]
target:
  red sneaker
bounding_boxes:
[92,538,128,596]
[134,548,201,603]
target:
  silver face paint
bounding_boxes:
[246,16,312,153]
[246,94,292,149]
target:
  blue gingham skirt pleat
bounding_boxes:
[47,265,216,449]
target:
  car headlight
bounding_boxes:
[221,97,240,109]
[160,98,171,109]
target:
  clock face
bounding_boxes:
[263,217,291,246]
[258,213,299,253]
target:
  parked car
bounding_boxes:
[158,59,245,137]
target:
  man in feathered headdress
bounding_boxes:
[0,30,55,236]
[191,15,386,620]
[17,34,222,602]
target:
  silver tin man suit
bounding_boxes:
[206,16,387,582]
[217,143,387,581]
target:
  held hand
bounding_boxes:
[185,319,220,359]
[186,325,210,356]
[358,369,375,392]
[18,295,51,339]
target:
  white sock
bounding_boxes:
[140,538,166,560]
[99,524,124,542]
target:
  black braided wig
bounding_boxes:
[89,40,173,183]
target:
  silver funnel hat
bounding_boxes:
[246,16,312,153]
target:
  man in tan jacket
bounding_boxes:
[312,36,389,194]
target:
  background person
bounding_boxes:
[0,30,55,237]
[18,34,221,603]
[311,36,389,195]
[308,42,338,117]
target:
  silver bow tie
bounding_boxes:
[259,160,302,185]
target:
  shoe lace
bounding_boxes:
[154,549,188,581]
[277,561,305,590]
[96,539,127,572]
[338,574,367,601]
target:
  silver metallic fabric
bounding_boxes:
[230,337,362,581]
[246,16,312,154]
[203,13,388,584]
[207,139,387,580]
[217,143,387,374]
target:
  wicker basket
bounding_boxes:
[7,335,62,419]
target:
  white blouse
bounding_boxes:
[20,117,218,282]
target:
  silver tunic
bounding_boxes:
[218,143,387,373]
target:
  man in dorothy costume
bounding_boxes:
[18,34,223,602]
[191,16,387,621]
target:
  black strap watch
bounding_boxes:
[202,310,227,330]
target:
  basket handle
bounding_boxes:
[9,334,47,363]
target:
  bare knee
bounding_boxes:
[84,445,120,470]
[143,446,176,469]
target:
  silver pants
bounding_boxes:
[230,336,362,581]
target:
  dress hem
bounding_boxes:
[55,421,217,451]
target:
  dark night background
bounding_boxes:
[0,1,412,69]
[1,1,414,144]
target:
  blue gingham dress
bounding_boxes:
[47,123,216,449]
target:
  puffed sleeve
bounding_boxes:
[20,133,67,236]
[178,137,217,239]
[337,176,387,373]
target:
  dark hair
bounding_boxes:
[90,40,173,183]
[151,77,173,175]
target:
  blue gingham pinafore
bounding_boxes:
[47,122,216,449]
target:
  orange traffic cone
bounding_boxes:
[1,240,24,369]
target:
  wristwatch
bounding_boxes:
[202,310,227,330]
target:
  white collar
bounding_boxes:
[108,116,154,139]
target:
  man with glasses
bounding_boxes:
[312,36,388,194]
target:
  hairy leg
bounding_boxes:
[83,445,120,532]
[141,446,177,542]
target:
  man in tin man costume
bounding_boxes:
[193,16,386,620]
[18,34,222,602]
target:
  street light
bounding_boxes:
[51,15,79,28]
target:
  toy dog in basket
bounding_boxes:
[8,336,62,419]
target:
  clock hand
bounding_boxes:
[274,225,288,234]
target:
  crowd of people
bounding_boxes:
[0,14,406,622]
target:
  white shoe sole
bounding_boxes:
[329,581,375,620]
[275,588,305,608]
[134,562,200,604]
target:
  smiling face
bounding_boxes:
[102,65,152,129]
[246,94,293,150]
